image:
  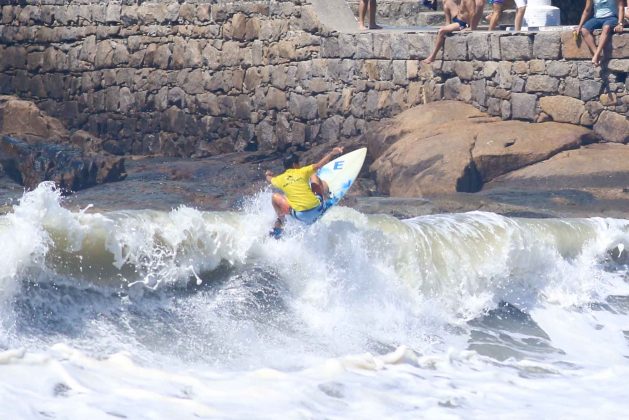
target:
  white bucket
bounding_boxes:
[524,5,561,27]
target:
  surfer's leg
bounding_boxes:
[269,193,290,238]
[271,193,290,224]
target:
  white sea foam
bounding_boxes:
[0,183,628,418]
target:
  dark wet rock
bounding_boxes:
[0,135,126,192]
[0,96,125,192]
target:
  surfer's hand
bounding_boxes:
[265,170,273,178]
[333,147,344,155]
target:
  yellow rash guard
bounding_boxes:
[271,165,321,211]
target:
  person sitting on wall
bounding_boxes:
[575,0,626,66]
[358,0,382,30]
[422,0,475,64]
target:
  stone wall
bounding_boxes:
[0,0,627,158]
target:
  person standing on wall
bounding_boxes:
[470,0,485,29]
[514,0,528,30]
[358,0,382,30]
[576,0,626,66]
[486,0,505,30]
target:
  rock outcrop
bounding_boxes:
[368,101,602,197]
[0,96,126,192]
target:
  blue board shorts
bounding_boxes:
[290,198,327,225]
[453,17,469,29]
[584,15,619,31]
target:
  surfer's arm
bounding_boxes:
[313,147,344,170]
[265,170,274,183]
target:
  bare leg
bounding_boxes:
[422,23,461,64]
[580,27,597,55]
[271,193,290,228]
[514,6,526,31]
[592,25,612,66]
[358,0,368,30]
[471,0,485,29]
[488,3,503,31]
[368,0,382,29]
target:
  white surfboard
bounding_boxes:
[317,147,367,209]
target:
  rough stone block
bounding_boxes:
[546,61,572,77]
[289,93,318,120]
[528,59,545,74]
[511,93,537,121]
[454,61,474,80]
[497,61,513,89]
[407,60,419,80]
[501,99,511,119]
[265,87,287,111]
[560,32,591,59]
[500,35,532,60]
[484,61,499,78]
[539,95,585,124]
[372,33,392,59]
[513,61,528,74]
[594,110,629,143]
[468,33,491,60]
[354,33,374,59]
[444,77,462,100]
[391,33,410,59]
[526,75,559,93]
[577,61,597,79]
[580,79,602,101]
[338,33,357,58]
[512,76,525,93]
[611,35,629,59]
[471,79,487,106]
[487,97,501,116]
[406,33,434,59]
[533,32,561,59]
[607,59,629,72]
[562,77,581,98]
[490,33,502,61]
[444,35,467,60]
[105,3,121,23]
[392,60,408,85]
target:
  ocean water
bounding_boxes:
[1,182,628,419]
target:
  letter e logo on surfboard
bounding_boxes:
[317,148,367,209]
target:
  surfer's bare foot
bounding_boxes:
[359,23,368,30]
[422,57,434,64]
[591,54,601,66]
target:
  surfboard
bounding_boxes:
[317,147,367,210]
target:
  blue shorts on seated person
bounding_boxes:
[584,16,619,32]
[290,201,327,225]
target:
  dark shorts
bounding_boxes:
[583,15,619,32]
[453,17,469,29]
[488,0,505,4]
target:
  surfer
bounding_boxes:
[265,146,344,238]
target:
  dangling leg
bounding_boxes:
[270,193,290,238]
